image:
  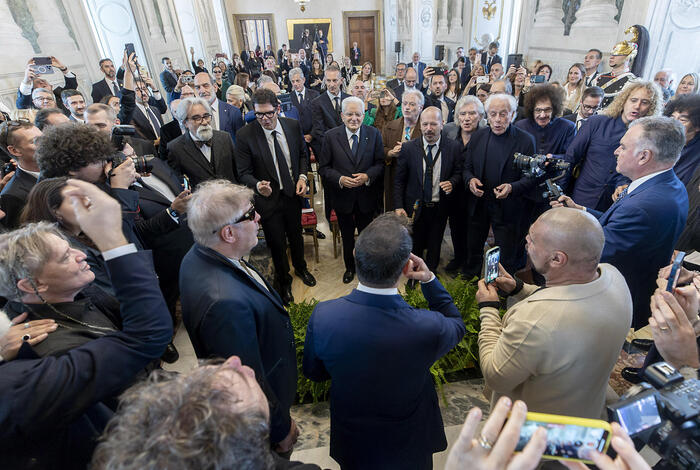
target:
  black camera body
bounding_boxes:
[608,362,700,469]
[513,153,571,200]
[110,125,154,174]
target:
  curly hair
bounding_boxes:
[664,94,700,132]
[601,80,664,120]
[524,83,565,119]
[91,363,275,470]
[34,122,114,178]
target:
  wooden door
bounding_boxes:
[348,16,376,70]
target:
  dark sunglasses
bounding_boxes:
[212,204,256,233]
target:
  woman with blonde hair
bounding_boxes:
[566,80,663,211]
[675,72,699,97]
[350,61,375,91]
[562,63,586,113]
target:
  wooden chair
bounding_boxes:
[301,172,320,262]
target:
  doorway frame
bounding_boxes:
[232,14,277,54]
[343,10,382,74]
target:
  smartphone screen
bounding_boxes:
[182,176,190,191]
[614,393,661,436]
[531,75,545,83]
[666,251,686,292]
[484,247,500,284]
[516,419,610,462]
[476,75,490,84]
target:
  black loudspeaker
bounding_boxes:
[394,41,401,53]
[434,45,445,61]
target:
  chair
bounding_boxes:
[301,172,320,262]
[330,209,341,259]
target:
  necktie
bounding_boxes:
[404,126,411,141]
[111,81,119,96]
[351,134,359,161]
[272,130,295,197]
[145,106,161,137]
[616,186,628,203]
[298,92,303,103]
[423,144,435,202]
[241,259,269,292]
[334,97,341,118]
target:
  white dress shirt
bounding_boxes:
[190,131,212,161]
[17,164,39,179]
[626,169,672,196]
[228,257,269,291]
[210,98,220,130]
[422,137,442,202]
[263,120,293,189]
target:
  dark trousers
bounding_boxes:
[412,203,449,272]
[260,194,307,286]
[384,159,397,211]
[337,206,374,272]
[447,188,469,267]
[465,197,528,276]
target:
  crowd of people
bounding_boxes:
[0,19,699,470]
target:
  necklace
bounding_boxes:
[22,298,117,335]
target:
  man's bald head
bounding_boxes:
[262,82,281,94]
[533,207,605,271]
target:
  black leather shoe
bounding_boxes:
[445,259,462,274]
[342,271,355,284]
[631,338,654,352]
[280,285,294,306]
[296,269,317,287]
[621,366,643,384]
[161,342,179,364]
[315,229,326,239]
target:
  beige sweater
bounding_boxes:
[478,263,632,419]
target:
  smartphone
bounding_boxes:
[666,251,687,292]
[530,74,545,83]
[125,43,136,58]
[483,246,500,284]
[507,53,523,70]
[515,412,612,464]
[476,75,490,84]
[182,175,190,191]
[431,66,447,75]
[30,57,53,75]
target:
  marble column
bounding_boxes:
[534,0,562,29]
[437,0,450,35]
[141,0,160,39]
[570,0,618,29]
[450,0,464,36]
[0,0,36,69]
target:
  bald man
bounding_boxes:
[474,207,632,418]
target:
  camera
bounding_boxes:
[30,57,53,75]
[608,362,700,469]
[513,153,570,200]
[109,125,154,174]
[110,124,136,150]
[2,161,15,177]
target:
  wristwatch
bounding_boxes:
[167,207,180,219]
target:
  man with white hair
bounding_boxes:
[167,97,237,188]
[289,67,319,142]
[193,71,243,144]
[462,93,536,277]
[179,180,299,457]
[654,69,675,103]
[319,96,384,284]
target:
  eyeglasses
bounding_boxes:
[534,107,553,115]
[581,104,601,112]
[187,113,212,124]
[212,204,256,233]
[254,110,276,119]
[0,119,31,145]
[33,96,55,103]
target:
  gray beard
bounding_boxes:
[192,125,213,141]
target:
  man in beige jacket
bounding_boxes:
[475,207,632,419]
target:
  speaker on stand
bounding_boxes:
[394,41,402,64]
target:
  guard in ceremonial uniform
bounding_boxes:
[597,25,649,108]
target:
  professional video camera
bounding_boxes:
[608,362,700,469]
[513,153,571,200]
[110,125,154,174]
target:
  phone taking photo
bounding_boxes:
[666,251,686,292]
[483,246,500,284]
[182,176,190,192]
[515,412,612,464]
[530,75,546,84]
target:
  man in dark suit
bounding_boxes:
[0,179,172,470]
[386,63,407,90]
[16,56,77,115]
[408,52,427,86]
[194,72,244,144]
[91,58,122,104]
[463,94,536,277]
[180,180,299,455]
[289,67,320,141]
[277,44,288,64]
[319,96,384,283]
[554,116,689,329]
[423,72,455,123]
[310,65,350,161]
[236,88,316,305]
[169,98,237,188]
[0,120,41,229]
[303,214,466,470]
[562,85,604,132]
[393,67,421,103]
[481,42,502,73]
[61,89,88,122]
[130,78,168,142]
[394,107,461,273]
[159,57,180,104]
[351,42,361,66]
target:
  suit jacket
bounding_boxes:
[562,112,577,123]
[479,264,632,418]
[588,170,688,329]
[319,124,385,214]
[214,98,245,144]
[167,129,237,188]
[290,87,320,135]
[310,91,350,158]
[129,97,167,142]
[159,69,179,103]
[386,78,402,90]
[159,119,184,164]
[0,167,37,229]
[180,244,297,444]
[0,251,171,470]
[481,53,502,72]
[303,278,465,468]
[91,77,122,104]
[408,61,427,84]
[394,137,462,212]
[382,117,422,160]
[235,118,310,218]
[424,94,455,123]
[462,125,536,217]
[351,47,361,65]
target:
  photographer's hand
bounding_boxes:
[108,158,138,189]
[649,288,700,369]
[563,423,650,470]
[550,195,584,210]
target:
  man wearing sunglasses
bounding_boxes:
[169,97,237,188]
[235,88,316,305]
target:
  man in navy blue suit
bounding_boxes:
[409,51,427,86]
[303,213,466,470]
[179,180,299,456]
[194,72,244,144]
[319,96,384,284]
[554,116,689,328]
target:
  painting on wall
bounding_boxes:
[286,18,333,56]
